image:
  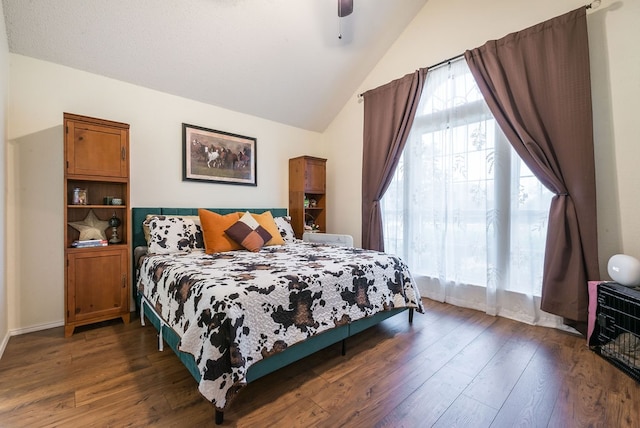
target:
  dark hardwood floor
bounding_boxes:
[1,299,638,427]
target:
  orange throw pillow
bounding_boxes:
[198,209,242,253]
[251,211,285,246]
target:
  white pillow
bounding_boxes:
[274,216,296,243]
[147,217,197,254]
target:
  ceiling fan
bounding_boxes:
[337,0,353,39]
[338,0,353,17]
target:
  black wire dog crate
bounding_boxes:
[592,282,640,382]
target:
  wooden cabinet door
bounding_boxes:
[304,158,326,194]
[66,248,128,323]
[66,121,128,178]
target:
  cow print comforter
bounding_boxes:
[137,241,423,410]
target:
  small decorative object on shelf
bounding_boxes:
[304,223,320,233]
[72,188,88,205]
[71,239,108,248]
[108,212,122,244]
[68,210,109,241]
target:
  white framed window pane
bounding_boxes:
[381,58,553,298]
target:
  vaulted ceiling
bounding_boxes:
[2,0,428,132]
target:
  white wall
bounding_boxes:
[325,0,640,280]
[0,0,9,355]
[6,55,324,332]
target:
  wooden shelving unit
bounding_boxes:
[63,113,131,337]
[288,156,327,239]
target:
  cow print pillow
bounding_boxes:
[148,217,197,254]
[274,216,296,243]
[144,215,204,250]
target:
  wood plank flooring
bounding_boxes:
[1,298,638,427]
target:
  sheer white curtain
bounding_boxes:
[381,58,562,326]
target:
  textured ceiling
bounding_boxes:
[2,0,428,132]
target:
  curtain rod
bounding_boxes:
[357,1,600,101]
[357,53,463,100]
[586,0,601,9]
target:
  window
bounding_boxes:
[381,58,553,297]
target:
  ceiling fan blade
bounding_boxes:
[338,0,353,17]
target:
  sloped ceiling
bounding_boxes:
[2,0,428,132]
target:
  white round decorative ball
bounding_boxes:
[607,254,640,286]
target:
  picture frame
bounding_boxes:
[182,123,257,186]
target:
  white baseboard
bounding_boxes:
[0,320,64,361]
[10,319,64,336]
[0,330,9,360]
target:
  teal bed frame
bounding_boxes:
[132,207,412,424]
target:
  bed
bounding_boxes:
[132,207,423,424]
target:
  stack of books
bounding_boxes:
[71,239,108,248]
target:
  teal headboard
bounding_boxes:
[131,207,288,249]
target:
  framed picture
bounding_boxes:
[182,123,257,186]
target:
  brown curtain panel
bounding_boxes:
[464,7,598,332]
[362,68,427,251]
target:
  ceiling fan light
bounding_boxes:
[338,0,353,17]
